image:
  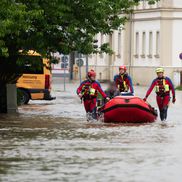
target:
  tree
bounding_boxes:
[0,0,158,112]
[0,0,159,80]
[1,0,159,56]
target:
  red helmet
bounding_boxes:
[87,69,96,77]
[119,65,127,71]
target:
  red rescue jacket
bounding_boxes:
[114,73,134,93]
[77,80,107,100]
[145,77,175,98]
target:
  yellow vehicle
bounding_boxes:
[16,51,55,104]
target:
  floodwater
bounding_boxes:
[0,80,182,182]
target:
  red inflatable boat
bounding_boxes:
[101,96,157,123]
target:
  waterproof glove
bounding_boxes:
[172,97,176,104]
[78,93,83,98]
[106,97,110,101]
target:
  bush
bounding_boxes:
[175,86,182,91]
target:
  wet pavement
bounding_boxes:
[0,77,182,182]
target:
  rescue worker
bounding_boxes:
[114,65,134,94]
[77,69,109,120]
[105,81,120,99]
[143,67,176,121]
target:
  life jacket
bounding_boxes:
[81,81,98,99]
[117,74,129,92]
[155,77,170,96]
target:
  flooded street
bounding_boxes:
[0,79,182,182]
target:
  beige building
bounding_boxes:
[80,0,182,86]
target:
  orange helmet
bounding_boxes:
[119,65,127,71]
[87,69,96,77]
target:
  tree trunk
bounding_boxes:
[69,52,75,80]
[0,84,7,113]
[6,84,17,113]
[0,55,20,114]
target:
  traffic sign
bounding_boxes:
[62,56,68,63]
[179,53,182,60]
[62,55,68,92]
[76,59,84,67]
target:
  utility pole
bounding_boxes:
[69,52,75,80]
[93,39,98,72]
[62,55,68,91]
[86,54,89,74]
[63,61,66,91]
[76,53,84,84]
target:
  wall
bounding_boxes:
[82,0,182,86]
[173,0,182,7]
[172,19,182,67]
[132,19,161,67]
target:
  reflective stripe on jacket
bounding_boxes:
[77,80,107,99]
[114,73,134,93]
[145,77,175,98]
[155,78,170,94]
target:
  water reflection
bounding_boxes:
[0,85,182,182]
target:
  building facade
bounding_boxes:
[79,0,182,86]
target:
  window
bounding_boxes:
[61,56,69,69]
[118,30,121,57]
[18,55,44,74]
[135,32,139,56]
[142,32,146,57]
[156,31,160,56]
[149,32,153,56]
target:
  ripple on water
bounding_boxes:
[0,89,182,182]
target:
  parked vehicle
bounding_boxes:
[16,51,55,104]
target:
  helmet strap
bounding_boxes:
[120,72,125,76]
[87,76,94,83]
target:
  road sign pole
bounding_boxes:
[76,54,84,84]
[79,65,82,84]
[62,55,68,92]
[78,53,82,84]
[63,61,66,91]
[86,54,89,74]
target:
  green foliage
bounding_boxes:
[100,43,113,55]
[0,0,158,57]
[0,0,158,84]
[175,86,182,91]
[148,0,160,5]
[97,92,104,100]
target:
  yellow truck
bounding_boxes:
[16,51,55,104]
